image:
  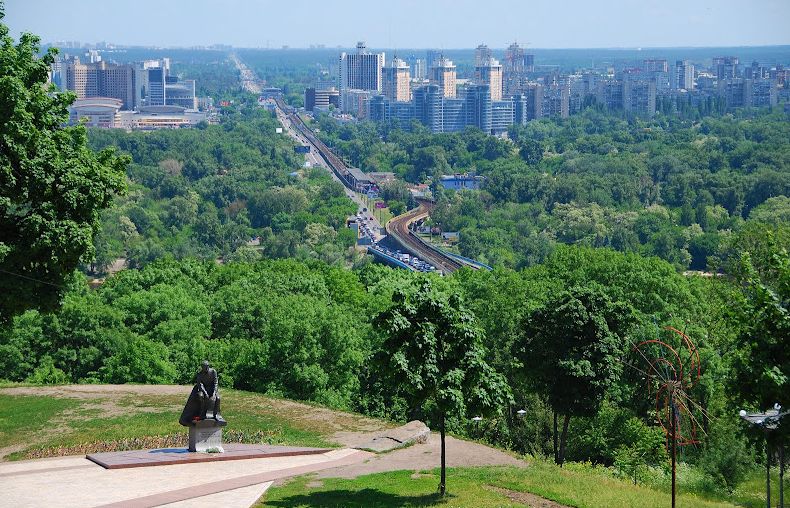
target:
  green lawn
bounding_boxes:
[0,388,348,460]
[261,463,738,508]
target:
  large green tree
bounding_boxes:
[0,8,128,321]
[373,278,510,496]
[732,245,789,411]
[515,284,633,466]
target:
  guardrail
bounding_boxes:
[366,246,416,271]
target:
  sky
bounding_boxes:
[4,0,790,49]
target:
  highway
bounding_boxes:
[230,53,263,94]
[276,102,473,274]
[230,52,477,274]
[272,99,386,242]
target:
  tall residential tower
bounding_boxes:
[430,56,457,98]
[382,57,411,102]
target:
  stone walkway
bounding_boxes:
[3,448,371,508]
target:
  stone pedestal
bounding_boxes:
[189,419,227,453]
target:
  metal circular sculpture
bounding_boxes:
[633,326,703,508]
[636,326,702,446]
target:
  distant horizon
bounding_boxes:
[42,43,790,52]
[6,0,789,50]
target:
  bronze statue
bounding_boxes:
[179,360,225,426]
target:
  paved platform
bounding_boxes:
[3,448,372,508]
[87,444,329,469]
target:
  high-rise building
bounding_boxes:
[338,42,384,110]
[713,56,739,80]
[596,79,624,111]
[542,82,570,118]
[464,84,492,133]
[744,61,766,80]
[718,78,778,108]
[750,78,778,107]
[491,99,515,135]
[165,78,197,109]
[382,57,411,102]
[504,42,534,94]
[64,59,136,110]
[524,84,544,120]
[412,58,426,80]
[430,56,457,98]
[304,87,340,111]
[622,79,656,117]
[476,58,503,101]
[475,44,493,68]
[675,60,695,90]
[643,59,669,73]
[425,50,440,73]
[146,67,166,106]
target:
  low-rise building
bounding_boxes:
[68,97,123,127]
[439,173,485,191]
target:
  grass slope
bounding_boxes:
[1,385,781,508]
[0,385,382,460]
[261,464,737,508]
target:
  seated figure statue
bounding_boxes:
[179,360,225,426]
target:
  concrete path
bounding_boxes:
[3,448,371,508]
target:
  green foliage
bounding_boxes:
[516,284,634,465]
[26,357,69,385]
[374,278,510,423]
[373,277,511,494]
[731,239,789,410]
[333,109,789,270]
[100,336,177,384]
[86,109,356,273]
[698,416,754,492]
[0,13,128,320]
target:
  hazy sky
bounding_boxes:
[5,0,790,49]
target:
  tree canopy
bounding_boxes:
[0,10,127,321]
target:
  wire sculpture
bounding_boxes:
[633,326,704,508]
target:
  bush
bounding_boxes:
[26,358,69,385]
[100,337,177,384]
[698,417,754,492]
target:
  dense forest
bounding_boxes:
[316,109,790,270]
[2,233,786,494]
[86,103,358,271]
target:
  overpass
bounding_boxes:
[271,98,489,275]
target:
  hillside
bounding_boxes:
[0,385,748,508]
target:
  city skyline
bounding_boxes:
[5,0,790,50]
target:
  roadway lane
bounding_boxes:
[274,104,386,242]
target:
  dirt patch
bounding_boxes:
[315,433,527,479]
[486,486,570,508]
[0,384,187,399]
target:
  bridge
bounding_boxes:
[271,98,490,275]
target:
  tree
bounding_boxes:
[373,278,510,496]
[0,10,128,321]
[518,138,544,165]
[515,284,633,466]
[732,245,789,411]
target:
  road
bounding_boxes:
[273,103,386,242]
[230,54,478,272]
[230,53,263,94]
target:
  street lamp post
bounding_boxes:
[740,404,788,508]
[471,416,483,439]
